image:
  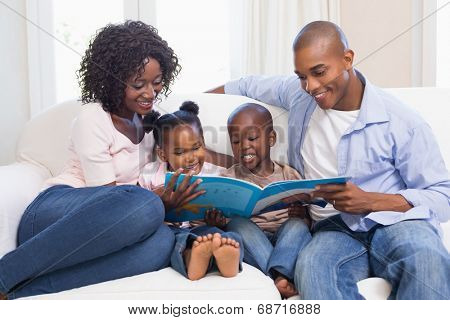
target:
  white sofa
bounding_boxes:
[1,88,449,300]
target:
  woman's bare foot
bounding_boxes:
[212,234,240,278]
[185,234,214,280]
[274,276,298,298]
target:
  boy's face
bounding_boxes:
[157,125,205,175]
[294,39,353,110]
[228,112,276,175]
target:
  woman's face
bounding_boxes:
[158,125,206,175]
[122,58,164,119]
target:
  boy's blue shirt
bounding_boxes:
[225,71,450,233]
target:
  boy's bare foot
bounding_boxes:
[185,234,214,280]
[212,234,240,278]
[274,276,298,298]
[0,292,7,300]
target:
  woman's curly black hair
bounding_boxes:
[77,20,181,115]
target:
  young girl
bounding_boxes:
[139,101,243,281]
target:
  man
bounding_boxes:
[209,21,450,299]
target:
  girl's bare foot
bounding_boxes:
[274,276,298,298]
[185,234,214,280]
[212,234,240,278]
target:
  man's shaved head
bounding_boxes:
[293,21,349,53]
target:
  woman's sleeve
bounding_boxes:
[71,110,116,186]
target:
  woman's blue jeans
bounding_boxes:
[0,184,175,299]
[295,215,450,299]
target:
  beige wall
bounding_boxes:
[340,0,414,87]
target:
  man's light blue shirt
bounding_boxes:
[225,72,450,232]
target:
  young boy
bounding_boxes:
[220,103,311,298]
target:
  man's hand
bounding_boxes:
[204,208,227,228]
[311,182,413,214]
[154,169,205,212]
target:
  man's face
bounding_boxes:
[294,40,352,110]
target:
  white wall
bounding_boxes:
[0,0,30,165]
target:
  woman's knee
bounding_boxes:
[116,185,165,232]
[150,224,175,268]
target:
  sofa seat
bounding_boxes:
[21,264,281,300]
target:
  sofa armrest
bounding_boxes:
[0,162,50,258]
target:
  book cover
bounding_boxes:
[164,173,351,222]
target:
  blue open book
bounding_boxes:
[164,174,351,222]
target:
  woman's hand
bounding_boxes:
[204,208,227,228]
[153,169,205,212]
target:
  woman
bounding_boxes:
[0,20,218,299]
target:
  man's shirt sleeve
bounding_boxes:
[396,123,450,223]
[225,75,303,111]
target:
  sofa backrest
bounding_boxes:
[16,89,449,177]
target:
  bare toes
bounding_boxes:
[192,240,200,247]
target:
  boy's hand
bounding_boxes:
[288,203,312,228]
[281,193,311,205]
[156,169,205,212]
[288,203,307,219]
[205,208,227,228]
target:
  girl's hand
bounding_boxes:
[205,208,227,228]
[156,169,205,211]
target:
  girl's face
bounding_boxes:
[122,58,164,119]
[157,125,206,175]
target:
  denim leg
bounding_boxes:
[369,220,450,300]
[0,184,166,295]
[8,224,174,299]
[295,230,369,299]
[267,218,311,280]
[170,227,200,278]
[227,217,273,274]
